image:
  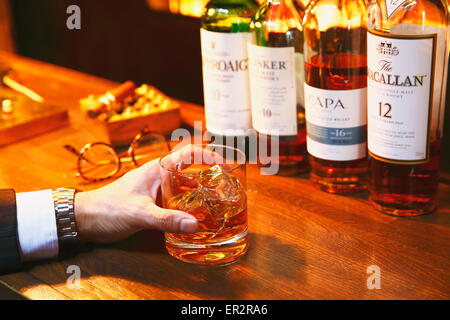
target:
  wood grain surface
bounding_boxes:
[0,51,448,300]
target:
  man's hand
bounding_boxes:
[74,159,198,243]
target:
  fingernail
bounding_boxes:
[180,218,198,233]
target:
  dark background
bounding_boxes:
[9,0,204,105]
[7,0,450,173]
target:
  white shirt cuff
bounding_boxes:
[16,190,59,262]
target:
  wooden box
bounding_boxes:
[0,87,68,147]
[103,103,180,146]
[80,84,181,147]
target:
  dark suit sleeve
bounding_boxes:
[0,189,21,274]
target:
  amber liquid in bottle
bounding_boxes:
[304,3,369,193]
[305,49,368,193]
[249,0,309,176]
[254,31,309,176]
[369,140,442,215]
[367,0,448,215]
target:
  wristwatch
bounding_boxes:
[52,188,79,247]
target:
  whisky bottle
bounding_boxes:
[367,0,449,215]
[248,0,309,176]
[201,0,259,156]
[303,0,369,193]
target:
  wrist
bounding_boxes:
[74,191,92,239]
[75,189,113,241]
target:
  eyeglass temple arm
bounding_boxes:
[65,144,130,165]
[63,144,97,166]
[63,144,80,156]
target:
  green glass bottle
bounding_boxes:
[200,0,259,156]
[248,0,308,176]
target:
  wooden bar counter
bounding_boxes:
[0,51,449,300]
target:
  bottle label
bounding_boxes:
[367,31,436,164]
[304,84,367,161]
[248,43,298,136]
[200,29,252,136]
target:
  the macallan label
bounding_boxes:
[201,29,252,136]
[248,43,298,136]
[367,31,435,164]
[304,84,367,161]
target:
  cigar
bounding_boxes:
[85,81,136,118]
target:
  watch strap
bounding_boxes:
[52,188,79,247]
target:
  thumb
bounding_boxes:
[141,201,198,234]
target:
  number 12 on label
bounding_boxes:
[378,102,392,119]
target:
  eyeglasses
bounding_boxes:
[64,128,171,182]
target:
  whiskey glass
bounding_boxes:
[159,144,249,265]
